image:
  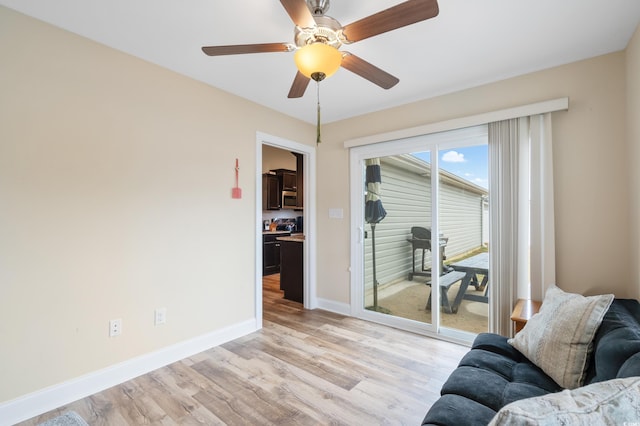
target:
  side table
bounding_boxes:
[510,298,541,333]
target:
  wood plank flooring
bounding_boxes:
[18,274,468,425]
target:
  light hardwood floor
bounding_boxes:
[18,274,468,425]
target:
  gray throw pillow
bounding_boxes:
[489,377,640,426]
[508,285,613,389]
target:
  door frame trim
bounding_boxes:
[255,132,317,328]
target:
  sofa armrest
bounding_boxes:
[618,353,640,378]
[472,333,525,360]
[585,299,640,384]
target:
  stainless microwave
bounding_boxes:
[282,191,297,208]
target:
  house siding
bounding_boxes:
[364,155,487,294]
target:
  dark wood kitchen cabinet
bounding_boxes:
[263,233,289,276]
[279,239,303,303]
[294,153,304,210]
[281,171,297,192]
[273,169,296,192]
[262,174,280,210]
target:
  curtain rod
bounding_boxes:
[343,97,569,149]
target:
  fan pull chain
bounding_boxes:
[316,79,321,144]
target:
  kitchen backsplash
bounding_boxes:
[262,210,297,222]
[262,215,303,232]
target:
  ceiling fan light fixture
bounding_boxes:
[294,42,342,80]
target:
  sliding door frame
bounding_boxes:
[349,127,488,345]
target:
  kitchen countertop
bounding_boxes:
[276,235,305,242]
[262,230,292,235]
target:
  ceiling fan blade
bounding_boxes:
[342,0,439,43]
[280,0,317,28]
[288,71,311,98]
[341,53,399,89]
[202,43,291,56]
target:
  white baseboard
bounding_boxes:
[0,319,259,426]
[316,298,351,316]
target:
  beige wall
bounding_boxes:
[318,51,634,302]
[627,24,640,296]
[0,7,314,403]
[262,145,297,174]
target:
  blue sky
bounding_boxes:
[412,145,488,189]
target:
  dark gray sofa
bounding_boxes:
[422,298,640,426]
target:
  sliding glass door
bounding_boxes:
[351,126,489,342]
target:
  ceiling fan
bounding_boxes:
[202,0,439,98]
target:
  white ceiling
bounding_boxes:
[2,0,640,124]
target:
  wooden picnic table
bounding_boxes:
[450,252,489,311]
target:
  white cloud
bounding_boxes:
[442,151,466,163]
[474,177,488,189]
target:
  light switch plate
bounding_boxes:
[329,208,343,219]
[155,307,167,325]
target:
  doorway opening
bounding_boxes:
[255,132,316,328]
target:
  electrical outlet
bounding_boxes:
[109,319,122,337]
[154,307,167,326]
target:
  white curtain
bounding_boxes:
[488,118,523,336]
[529,113,556,301]
[488,113,555,336]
